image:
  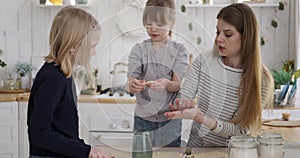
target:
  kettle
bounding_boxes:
[110,62,128,90]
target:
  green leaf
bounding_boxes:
[181,5,186,13]
[260,37,265,46]
[188,23,193,31]
[196,37,201,45]
[271,69,292,87]
[294,69,300,79]
[278,2,284,10]
[271,20,278,28]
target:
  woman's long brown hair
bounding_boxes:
[217,3,273,130]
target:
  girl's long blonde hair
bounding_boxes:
[45,6,100,80]
[216,3,273,129]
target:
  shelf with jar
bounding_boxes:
[37,0,90,8]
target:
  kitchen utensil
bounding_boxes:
[111,62,128,90]
[182,147,191,158]
[263,120,300,127]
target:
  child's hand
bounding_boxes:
[128,78,145,93]
[147,78,170,91]
[144,81,156,88]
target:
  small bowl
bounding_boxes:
[282,113,291,121]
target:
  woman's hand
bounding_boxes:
[170,98,196,111]
[164,108,202,121]
[89,146,114,158]
[164,98,200,120]
[165,98,217,129]
[128,78,145,93]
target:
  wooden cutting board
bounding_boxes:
[263,120,300,127]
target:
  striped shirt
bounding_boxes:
[181,51,270,147]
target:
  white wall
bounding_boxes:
[0,0,296,89]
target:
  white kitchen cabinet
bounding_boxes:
[78,102,135,147]
[0,102,19,158]
[18,101,29,158]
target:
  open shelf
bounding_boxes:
[185,3,279,8]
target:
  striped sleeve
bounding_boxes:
[211,120,250,138]
[180,54,203,100]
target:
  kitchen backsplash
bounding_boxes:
[0,0,295,89]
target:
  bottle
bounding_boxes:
[228,135,258,158]
[15,77,22,89]
[5,74,14,90]
[132,131,152,158]
[257,132,284,158]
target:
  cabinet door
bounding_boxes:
[0,120,18,147]
[18,101,29,158]
[0,147,18,158]
[0,102,18,120]
[0,102,18,158]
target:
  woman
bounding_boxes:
[27,6,112,158]
[164,3,274,147]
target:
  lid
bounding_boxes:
[257,132,284,145]
[228,135,257,148]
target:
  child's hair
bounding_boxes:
[142,0,175,37]
[45,6,100,79]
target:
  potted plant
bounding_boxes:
[15,61,36,89]
[271,60,300,105]
[271,60,300,89]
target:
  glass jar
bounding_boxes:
[228,135,258,158]
[257,132,284,158]
[132,131,152,158]
[15,77,21,89]
[5,74,14,90]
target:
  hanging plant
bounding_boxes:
[260,37,265,46]
[271,20,278,28]
[181,5,186,13]
[196,37,202,45]
[188,22,193,31]
[278,2,284,11]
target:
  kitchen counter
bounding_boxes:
[2,93,300,142]
[0,92,29,102]
[78,94,136,104]
[100,147,228,158]
[0,93,136,104]
[251,125,300,142]
[1,92,299,107]
[98,145,299,158]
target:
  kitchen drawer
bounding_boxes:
[89,132,133,147]
[0,102,18,120]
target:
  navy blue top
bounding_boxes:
[27,62,90,158]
